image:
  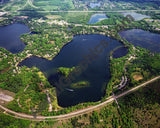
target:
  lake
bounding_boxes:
[19,34,127,107]
[121,12,150,21]
[119,29,160,53]
[0,23,30,53]
[87,14,108,24]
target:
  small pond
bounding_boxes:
[89,3,101,8]
[87,13,108,24]
[121,12,150,21]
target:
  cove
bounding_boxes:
[87,14,108,24]
[19,34,127,107]
[0,23,30,53]
[112,47,128,59]
[119,29,160,53]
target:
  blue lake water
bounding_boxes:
[19,34,127,107]
[87,14,108,24]
[119,29,160,53]
[121,12,150,21]
[0,23,30,53]
[112,47,128,59]
[90,3,100,8]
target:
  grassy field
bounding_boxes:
[48,12,93,24]
[33,0,74,11]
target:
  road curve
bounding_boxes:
[116,75,160,99]
[0,76,160,121]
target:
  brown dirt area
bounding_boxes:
[0,88,15,104]
[133,75,143,81]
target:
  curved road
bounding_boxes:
[0,76,160,121]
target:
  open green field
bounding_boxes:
[33,0,74,11]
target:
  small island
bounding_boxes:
[57,67,76,77]
[71,81,90,89]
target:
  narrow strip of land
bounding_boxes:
[0,75,160,121]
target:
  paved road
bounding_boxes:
[0,76,160,121]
